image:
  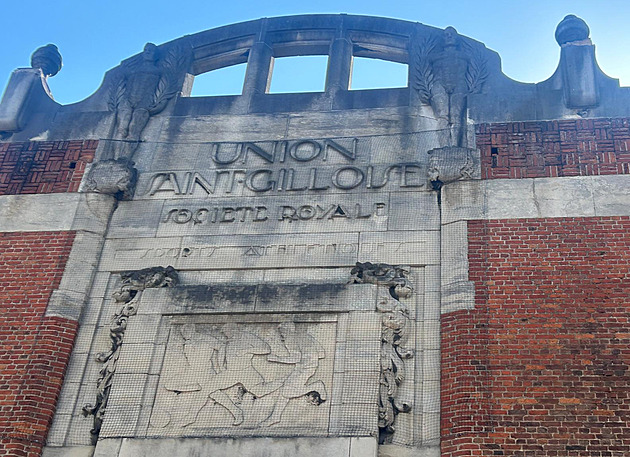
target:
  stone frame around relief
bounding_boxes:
[97,283,385,440]
[70,262,439,450]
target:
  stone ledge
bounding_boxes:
[93,436,377,457]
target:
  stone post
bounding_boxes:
[240,37,274,112]
[556,14,599,109]
[326,34,353,98]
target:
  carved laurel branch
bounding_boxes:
[107,76,126,113]
[148,45,192,115]
[412,34,437,104]
[82,266,178,444]
[348,262,414,441]
[462,41,489,94]
[106,43,191,114]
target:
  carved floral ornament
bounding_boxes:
[82,266,178,443]
[348,262,414,443]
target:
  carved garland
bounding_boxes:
[82,266,178,443]
[348,262,414,443]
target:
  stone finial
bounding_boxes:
[555,15,590,46]
[30,44,63,77]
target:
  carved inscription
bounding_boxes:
[141,138,426,197]
[150,321,332,433]
[118,240,427,262]
[145,166,423,196]
[161,203,387,226]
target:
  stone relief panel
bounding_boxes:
[148,318,336,436]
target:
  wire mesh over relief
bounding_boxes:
[147,319,344,437]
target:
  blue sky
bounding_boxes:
[1,0,629,105]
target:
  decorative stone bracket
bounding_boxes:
[82,266,178,444]
[427,146,479,190]
[83,158,138,200]
[347,262,414,444]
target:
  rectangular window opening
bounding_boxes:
[350,57,408,90]
[268,55,328,94]
[190,63,247,97]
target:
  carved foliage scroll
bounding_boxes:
[348,262,414,443]
[82,266,178,443]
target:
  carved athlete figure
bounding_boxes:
[428,27,470,148]
[166,323,282,427]
[260,322,327,426]
[114,43,163,143]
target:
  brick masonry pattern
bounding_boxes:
[0,232,78,457]
[0,141,96,195]
[441,217,630,456]
[477,118,630,179]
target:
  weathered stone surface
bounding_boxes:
[84,159,138,200]
[30,44,63,77]
[0,68,58,132]
[42,446,95,457]
[442,175,630,224]
[114,437,363,457]
[2,12,629,457]
[0,193,80,232]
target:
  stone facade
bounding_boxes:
[0,14,628,457]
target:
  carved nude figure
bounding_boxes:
[181,324,226,379]
[165,323,282,427]
[414,27,487,148]
[114,43,162,142]
[108,42,190,161]
[428,27,470,147]
[260,322,327,427]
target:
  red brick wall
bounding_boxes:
[0,141,96,195]
[441,217,630,456]
[0,232,78,457]
[477,118,630,179]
